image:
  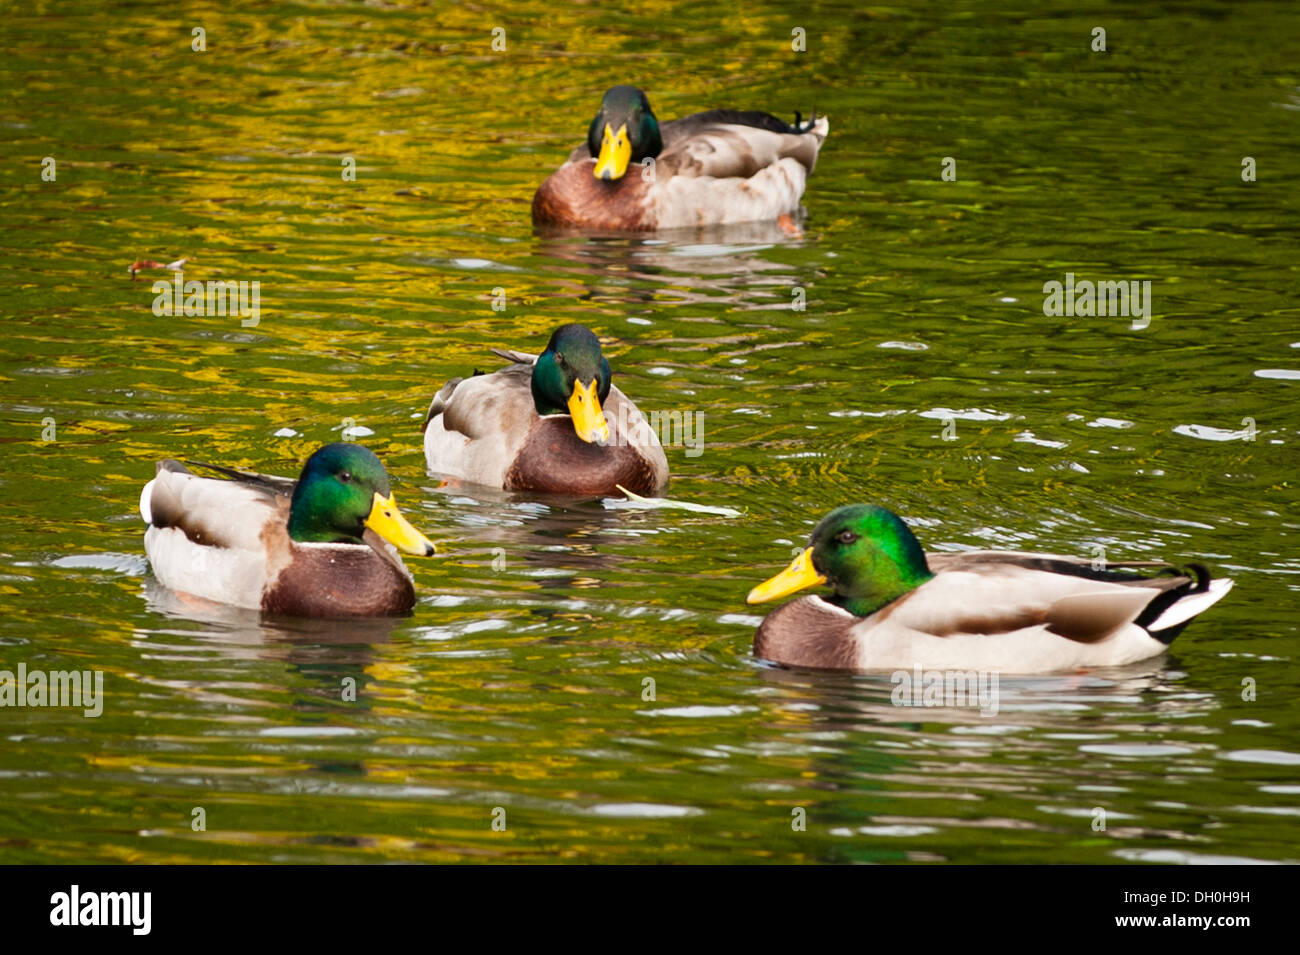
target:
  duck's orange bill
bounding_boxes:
[568,378,610,445]
[365,493,436,556]
[593,123,631,181]
[746,546,827,604]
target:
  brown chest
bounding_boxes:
[532,162,655,231]
[504,416,659,497]
[263,544,415,617]
[754,598,862,670]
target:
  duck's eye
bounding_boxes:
[836,530,858,545]
[339,471,352,483]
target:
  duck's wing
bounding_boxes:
[140,460,289,610]
[640,112,829,229]
[141,459,287,551]
[927,549,1172,576]
[857,558,1231,671]
[421,361,537,486]
[427,361,534,440]
[656,110,829,180]
[421,349,538,436]
[924,551,1237,639]
[891,556,1220,641]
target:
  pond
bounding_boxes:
[1,1,1297,863]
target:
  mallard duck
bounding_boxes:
[532,85,829,231]
[422,323,669,496]
[140,443,435,617]
[746,504,1234,673]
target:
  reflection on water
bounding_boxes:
[1,1,1298,863]
[534,219,812,308]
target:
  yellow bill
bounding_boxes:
[747,546,827,604]
[593,122,631,181]
[365,492,436,556]
[568,378,610,445]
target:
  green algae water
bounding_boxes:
[0,1,1298,864]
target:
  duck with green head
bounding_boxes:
[529,323,613,445]
[533,85,830,231]
[587,85,663,183]
[141,442,436,617]
[422,323,667,497]
[747,504,1234,673]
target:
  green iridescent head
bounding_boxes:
[747,504,933,617]
[531,324,612,444]
[286,443,434,556]
[588,85,663,181]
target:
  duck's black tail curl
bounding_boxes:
[1137,562,1215,645]
[791,109,819,134]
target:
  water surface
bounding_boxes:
[1,1,1298,863]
